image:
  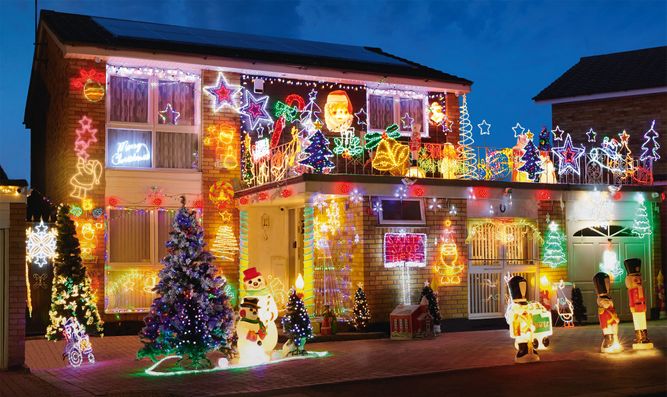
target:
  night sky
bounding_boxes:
[1,0,665,181]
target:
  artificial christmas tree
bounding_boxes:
[537,127,552,152]
[138,198,234,369]
[352,284,371,331]
[518,137,543,182]
[419,281,442,334]
[299,129,335,173]
[281,288,313,355]
[631,195,652,238]
[542,221,567,268]
[457,95,478,180]
[46,205,103,340]
[571,286,587,325]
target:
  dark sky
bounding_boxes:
[1,0,665,181]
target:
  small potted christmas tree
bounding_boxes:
[281,288,313,356]
[353,283,371,331]
[420,281,442,334]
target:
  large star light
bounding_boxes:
[512,122,525,138]
[552,133,586,175]
[26,220,57,267]
[478,120,491,135]
[551,125,565,141]
[204,73,242,111]
[240,91,273,130]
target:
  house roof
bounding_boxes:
[533,46,667,102]
[39,10,472,86]
[0,165,28,187]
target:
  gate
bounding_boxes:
[468,219,540,319]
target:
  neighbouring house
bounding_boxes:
[0,166,27,369]
[23,10,662,335]
[534,46,667,182]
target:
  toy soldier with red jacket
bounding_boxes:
[593,272,621,353]
[506,275,539,363]
[624,258,653,349]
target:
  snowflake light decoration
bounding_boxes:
[349,188,363,205]
[372,200,383,214]
[312,194,328,211]
[428,197,442,211]
[26,220,57,267]
[394,185,408,200]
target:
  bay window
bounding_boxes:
[368,88,428,137]
[106,67,200,170]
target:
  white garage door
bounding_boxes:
[569,225,651,321]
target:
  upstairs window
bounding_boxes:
[106,67,200,170]
[368,89,428,137]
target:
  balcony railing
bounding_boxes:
[243,140,654,189]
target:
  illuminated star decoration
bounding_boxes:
[512,122,525,138]
[442,117,454,133]
[240,90,273,130]
[26,220,57,267]
[354,108,367,126]
[401,113,415,130]
[552,133,586,175]
[158,103,180,125]
[586,128,597,142]
[204,73,242,111]
[618,129,630,145]
[74,116,98,160]
[255,125,265,139]
[477,120,491,135]
[308,89,318,102]
[551,125,565,141]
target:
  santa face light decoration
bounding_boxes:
[623,258,653,349]
[593,272,622,353]
[324,90,354,133]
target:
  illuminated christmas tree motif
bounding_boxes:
[26,220,57,267]
[457,95,478,180]
[46,205,103,340]
[617,130,634,178]
[281,288,313,355]
[537,127,552,152]
[631,194,652,238]
[352,283,371,331]
[212,222,239,261]
[518,133,543,182]
[542,221,567,268]
[241,134,255,186]
[640,120,660,166]
[299,129,335,173]
[138,199,234,368]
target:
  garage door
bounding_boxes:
[569,225,651,321]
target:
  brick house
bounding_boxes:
[23,10,662,334]
[534,46,667,182]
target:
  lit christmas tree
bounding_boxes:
[299,129,335,173]
[212,224,239,261]
[518,135,543,182]
[537,127,552,152]
[457,95,478,180]
[281,288,313,355]
[138,198,234,368]
[352,284,371,331]
[242,134,255,186]
[631,195,652,238]
[542,221,567,268]
[419,281,441,327]
[46,205,103,340]
[640,120,660,166]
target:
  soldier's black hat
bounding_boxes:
[507,275,527,301]
[624,258,641,275]
[593,272,611,296]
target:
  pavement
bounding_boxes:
[1,321,665,397]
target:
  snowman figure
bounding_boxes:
[236,297,270,366]
[242,267,278,356]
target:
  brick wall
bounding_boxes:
[7,203,26,368]
[445,92,461,145]
[201,70,242,301]
[362,197,468,323]
[552,93,667,181]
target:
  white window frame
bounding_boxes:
[367,88,429,138]
[105,67,202,171]
[377,198,426,225]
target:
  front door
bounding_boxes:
[569,225,651,321]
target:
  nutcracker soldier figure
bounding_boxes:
[593,272,622,353]
[506,275,539,363]
[624,258,653,349]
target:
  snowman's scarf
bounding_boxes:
[240,317,267,341]
[245,286,271,297]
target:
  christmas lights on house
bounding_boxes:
[542,221,567,268]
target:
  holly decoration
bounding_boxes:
[364,124,401,151]
[333,130,364,159]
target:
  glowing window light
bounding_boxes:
[26,220,57,267]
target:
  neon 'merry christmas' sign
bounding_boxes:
[111,141,151,166]
[383,233,427,268]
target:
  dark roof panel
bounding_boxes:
[41,10,472,86]
[534,46,667,101]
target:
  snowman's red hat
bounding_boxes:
[243,267,262,282]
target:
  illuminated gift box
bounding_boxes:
[390,304,433,340]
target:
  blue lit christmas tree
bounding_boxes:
[281,288,313,355]
[538,127,552,152]
[519,137,543,182]
[299,129,335,173]
[138,197,234,369]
